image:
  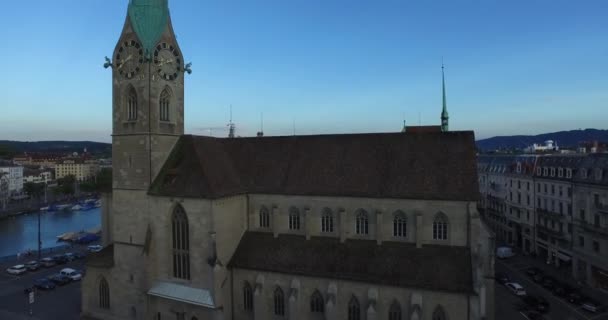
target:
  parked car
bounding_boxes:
[541,276,556,290]
[526,267,542,277]
[552,283,574,297]
[87,245,103,253]
[40,257,56,268]
[73,252,87,259]
[522,295,550,313]
[33,278,56,290]
[6,265,27,275]
[48,274,71,286]
[506,282,527,296]
[64,253,76,261]
[495,272,510,285]
[581,300,603,313]
[567,292,587,304]
[496,246,515,259]
[52,255,68,265]
[60,268,82,281]
[24,261,39,271]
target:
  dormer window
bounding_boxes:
[566,169,572,178]
[582,168,588,179]
[595,168,603,181]
[550,167,556,177]
[516,162,522,173]
[558,168,563,178]
[536,167,541,175]
[543,167,548,176]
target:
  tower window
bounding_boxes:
[389,301,402,320]
[273,287,285,316]
[127,87,138,121]
[348,296,360,320]
[160,88,171,122]
[243,282,253,312]
[310,290,324,313]
[321,208,334,233]
[99,277,110,309]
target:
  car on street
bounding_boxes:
[581,300,604,313]
[33,278,56,290]
[73,252,87,259]
[40,257,56,268]
[526,267,542,277]
[522,295,550,313]
[87,245,103,253]
[6,264,27,275]
[495,272,510,285]
[24,260,40,271]
[506,282,527,296]
[48,274,71,286]
[60,268,82,281]
[52,254,68,265]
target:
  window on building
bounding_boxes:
[243,282,253,312]
[566,168,572,178]
[348,296,360,320]
[259,206,270,228]
[551,185,555,195]
[172,205,190,280]
[130,306,136,319]
[593,241,600,253]
[559,186,563,196]
[537,183,541,192]
[274,287,285,316]
[289,207,301,230]
[355,210,369,235]
[527,195,530,205]
[579,236,585,247]
[543,167,548,176]
[544,184,547,193]
[568,223,572,233]
[527,181,530,191]
[321,208,334,233]
[558,168,563,177]
[596,168,603,181]
[537,197,541,207]
[433,212,449,240]
[568,204,572,215]
[510,192,513,201]
[159,87,171,121]
[559,202,563,215]
[580,209,586,222]
[127,86,138,121]
[510,180,513,188]
[310,290,324,313]
[594,194,600,206]
[393,211,407,238]
[595,214,600,227]
[389,301,402,320]
[518,180,521,189]
[432,305,447,320]
[517,192,521,204]
[582,168,588,179]
[536,167,541,175]
[551,168,556,177]
[527,210,530,221]
[99,277,110,309]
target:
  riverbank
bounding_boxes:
[0,194,99,220]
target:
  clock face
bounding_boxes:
[154,42,181,81]
[115,40,144,79]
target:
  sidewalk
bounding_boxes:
[0,309,42,320]
[511,252,608,303]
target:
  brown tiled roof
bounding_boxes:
[405,125,442,133]
[149,131,479,201]
[85,244,114,268]
[228,232,473,294]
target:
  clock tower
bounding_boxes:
[111,0,187,191]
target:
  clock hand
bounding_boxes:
[117,55,133,70]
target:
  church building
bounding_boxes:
[81,1,495,319]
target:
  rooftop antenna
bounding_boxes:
[293,118,296,136]
[228,105,235,138]
[418,111,421,126]
[257,112,264,137]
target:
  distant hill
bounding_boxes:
[0,140,111,158]
[476,129,608,151]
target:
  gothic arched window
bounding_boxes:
[321,208,334,233]
[172,205,190,279]
[393,211,407,238]
[126,86,138,121]
[159,87,171,122]
[433,212,449,240]
[432,305,447,320]
[310,290,324,313]
[274,287,285,316]
[243,281,253,312]
[99,277,110,309]
[289,206,301,230]
[355,210,369,235]
[259,206,270,228]
[348,296,360,320]
[389,301,402,320]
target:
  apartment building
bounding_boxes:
[55,159,98,181]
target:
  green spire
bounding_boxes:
[128,0,169,58]
[441,63,449,132]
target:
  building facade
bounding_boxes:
[0,163,24,197]
[55,159,99,181]
[0,173,9,210]
[572,154,608,290]
[478,153,608,290]
[81,1,494,320]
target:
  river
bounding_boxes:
[0,208,101,258]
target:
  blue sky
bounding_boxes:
[1,1,606,142]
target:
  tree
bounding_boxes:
[0,144,15,159]
[96,168,112,193]
[57,175,76,195]
[23,182,44,199]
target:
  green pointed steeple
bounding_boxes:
[128,0,169,58]
[441,63,449,132]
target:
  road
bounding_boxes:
[0,252,85,320]
[496,258,608,320]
